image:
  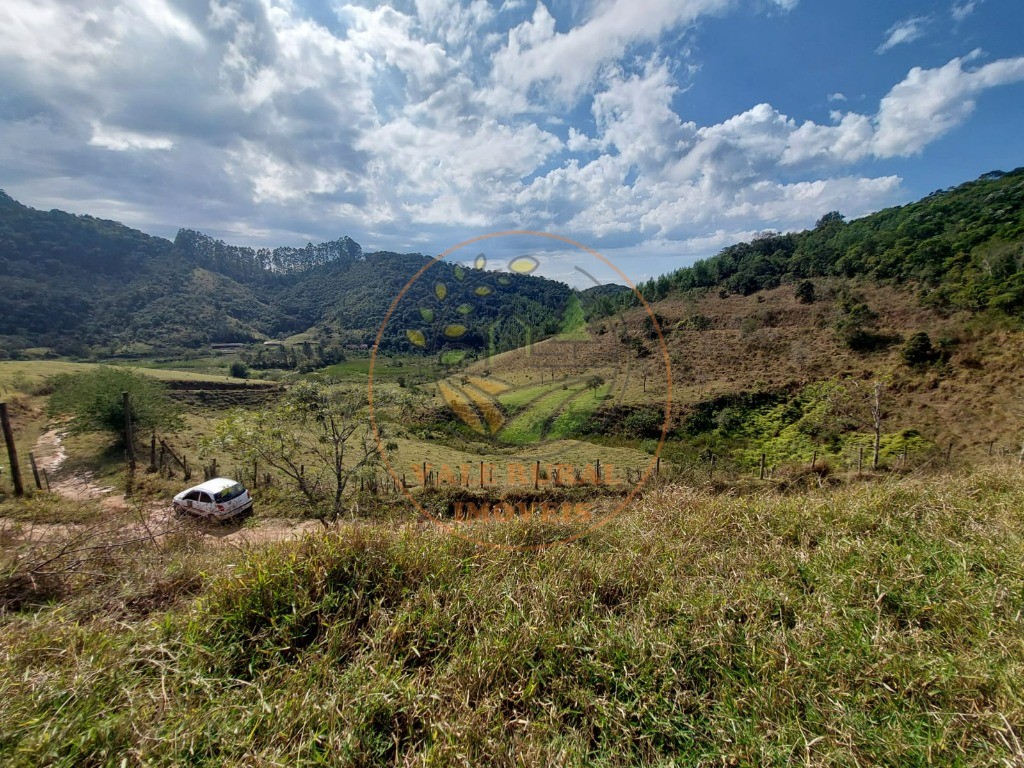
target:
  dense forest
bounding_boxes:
[624,168,1024,317]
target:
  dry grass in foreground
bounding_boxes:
[1,465,1024,766]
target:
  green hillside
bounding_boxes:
[4,168,1021,364]
[0,193,572,358]
[627,168,1024,317]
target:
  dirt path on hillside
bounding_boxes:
[4,429,321,548]
[33,428,122,507]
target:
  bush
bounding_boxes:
[902,332,939,367]
[795,280,816,304]
[229,361,249,379]
[622,407,665,439]
[47,367,182,441]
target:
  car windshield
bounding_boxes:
[214,483,246,503]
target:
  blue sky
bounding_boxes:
[1,0,1022,286]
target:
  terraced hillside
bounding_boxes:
[463,277,1024,470]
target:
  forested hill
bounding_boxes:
[0,193,572,356]
[626,168,1024,316]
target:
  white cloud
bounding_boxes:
[952,0,981,23]
[777,52,1024,162]
[89,122,175,151]
[492,0,731,103]
[225,139,358,204]
[413,0,496,47]
[0,0,1021,277]
[874,51,1024,156]
[877,16,929,54]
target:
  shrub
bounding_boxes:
[47,367,182,441]
[902,332,939,367]
[795,280,816,304]
[229,361,249,379]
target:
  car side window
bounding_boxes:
[184,491,201,502]
[198,492,213,504]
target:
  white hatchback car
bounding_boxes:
[172,477,253,521]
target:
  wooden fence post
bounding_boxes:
[1,402,24,496]
[122,392,135,463]
[28,452,42,490]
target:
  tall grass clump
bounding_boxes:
[1,466,1023,766]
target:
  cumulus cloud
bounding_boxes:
[0,0,1021,273]
[877,16,929,54]
[491,0,730,103]
[874,51,1024,155]
[778,52,1024,163]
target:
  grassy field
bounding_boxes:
[319,356,441,382]
[2,466,1024,765]
[0,361,263,392]
[135,354,246,378]
[386,433,653,490]
[548,383,612,439]
[499,382,589,445]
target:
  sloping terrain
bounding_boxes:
[3,466,1024,765]
[475,276,1023,467]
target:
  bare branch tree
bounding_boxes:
[870,380,884,470]
[205,382,383,523]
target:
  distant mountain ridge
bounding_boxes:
[0,192,574,356]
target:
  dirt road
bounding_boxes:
[11,428,322,547]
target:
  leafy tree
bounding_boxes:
[229,361,249,379]
[204,382,382,521]
[47,367,182,441]
[815,211,846,229]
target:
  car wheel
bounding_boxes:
[172,503,186,516]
